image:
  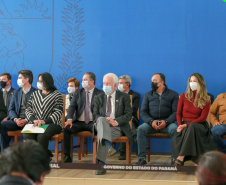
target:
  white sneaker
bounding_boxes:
[107,146,117,157]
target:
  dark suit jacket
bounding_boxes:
[0,175,33,185]
[0,91,7,121]
[93,91,133,144]
[67,87,102,121]
[1,87,15,118]
[8,86,37,120]
[128,89,140,127]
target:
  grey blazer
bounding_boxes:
[93,91,133,144]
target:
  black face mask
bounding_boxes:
[0,81,7,88]
[151,82,159,91]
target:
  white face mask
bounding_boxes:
[82,81,90,89]
[118,84,125,92]
[67,87,76,94]
[17,79,24,88]
[37,82,44,90]
[190,82,198,91]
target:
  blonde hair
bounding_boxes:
[185,73,210,109]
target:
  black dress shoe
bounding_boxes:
[119,152,126,160]
[64,155,72,163]
[134,158,147,165]
[95,169,106,175]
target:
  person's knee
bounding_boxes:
[211,126,221,137]
[96,117,107,129]
[97,117,106,123]
[168,123,177,136]
[137,123,148,135]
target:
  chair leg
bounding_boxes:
[55,138,59,163]
[82,136,85,157]
[126,141,131,165]
[78,137,81,160]
[85,137,88,155]
[61,139,64,163]
[148,138,150,162]
[70,136,73,162]
[93,138,97,164]
[13,136,19,144]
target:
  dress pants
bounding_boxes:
[23,124,62,154]
[0,120,23,151]
[119,119,138,153]
[96,117,123,163]
[64,121,93,155]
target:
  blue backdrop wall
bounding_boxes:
[1,0,226,154]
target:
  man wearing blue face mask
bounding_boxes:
[0,70,37,151]
[135,73,179,165]
[93,73,133,175]
[63,72,102,163]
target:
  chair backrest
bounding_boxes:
[62,94,66,128]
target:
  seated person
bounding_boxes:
[210,92,226,154]
[64,72,102,163]
[93,73,132,175]
[118,75,140,160]
[136,73,179,165]
[0,141,50,185]
[0,72,15,121]
[0,91,7,122]
[0,70,36,151]
[23,73,63,160]
[196,151,226,185]
[65,77,80,116]
[172,73,214,166]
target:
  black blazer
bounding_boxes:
[0,90,7,121]
[67,87,102,121]
[128,89,140,126]
[93,91,133,144]
[1,87,15,118]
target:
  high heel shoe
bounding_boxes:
[175,159,184,166]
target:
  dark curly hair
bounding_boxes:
[39,72,57,92]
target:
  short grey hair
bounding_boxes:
[104,73,118,85]
[119,75,132,86]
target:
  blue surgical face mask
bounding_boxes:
[103,85,112,95]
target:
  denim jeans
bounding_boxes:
[211,124,226,153]
[137,122,177,160]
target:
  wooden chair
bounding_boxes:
[8,94,66,163]
[146,133,170,162]
[93,135,131,164]
[70,131,93,161]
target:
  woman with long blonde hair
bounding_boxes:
[172,73,214,166]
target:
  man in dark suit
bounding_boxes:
[0,91,7,122]
[0,70,36,150]
[0,73,15,121]
[118,75,140,160]
[64,72,102,162]
[93,73,132,175]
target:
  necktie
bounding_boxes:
[84,91,90,124]
[3,91,7,106]
[106,96,112,117]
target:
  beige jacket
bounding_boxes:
[210,92,226,125]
